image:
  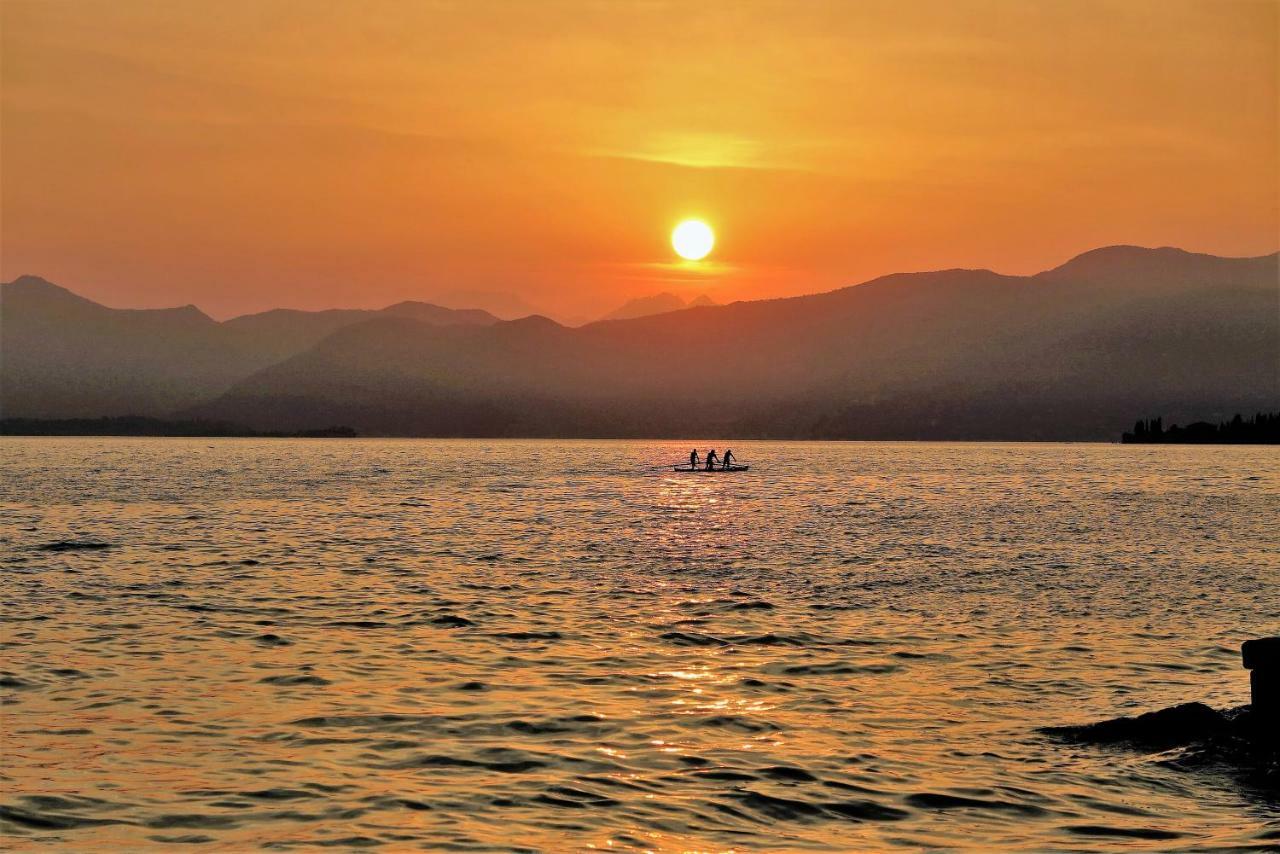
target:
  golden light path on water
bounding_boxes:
[0,439,1277,850]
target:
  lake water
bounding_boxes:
[1,438,1277,851]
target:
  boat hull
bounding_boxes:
[670,465,750,473]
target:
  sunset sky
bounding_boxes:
[2,0,1276,320]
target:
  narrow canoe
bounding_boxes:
[670,465,750,472]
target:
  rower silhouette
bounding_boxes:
[689,448,700,470]
[723,449,735,468]
[705,449,719,471]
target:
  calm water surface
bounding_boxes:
[2,439,1278,851]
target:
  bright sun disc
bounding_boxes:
[672,220,714,261]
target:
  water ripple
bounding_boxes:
[0,438,1275,850]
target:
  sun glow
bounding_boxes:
[671,220,714,261]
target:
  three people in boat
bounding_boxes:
[688,448,736,470]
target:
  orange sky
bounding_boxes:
[2,0,1276,320]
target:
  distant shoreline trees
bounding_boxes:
[1121,412,1279,444]
[5,413,1279,443]
[0,416,357,438]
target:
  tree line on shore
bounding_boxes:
[0,416,357,438]
[5,412,1279,443]
[1122,412,1279,444]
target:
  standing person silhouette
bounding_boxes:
[723,449,735,469]
[689,448,700,470]
[705,449,719,471]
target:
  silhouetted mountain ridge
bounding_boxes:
[600,292,718,321]
[0,278,497,417]
[190,246,1276,439]
[5,246,1275,437]
[421,288,544,321]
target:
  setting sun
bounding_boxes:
[672,220,715,261]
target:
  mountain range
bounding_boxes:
[600,292,717,322]
[416,288,545,321]
[2,246,1275,439]
[0,278,496,417]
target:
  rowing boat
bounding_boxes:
[670,464,750,473]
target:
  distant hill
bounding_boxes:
[420,288,544,321]
[184,246,1278,439]
[223,301,495,365]
[600,292,718,322]
[1,276,251,417]
[0,276,497,417]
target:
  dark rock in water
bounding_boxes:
[1044,703,1278,789]
[1045,702,1229,750]
[37,541,112,552]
